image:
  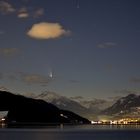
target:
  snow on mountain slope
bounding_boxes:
[23,91,115,120]
[103,94,140,116]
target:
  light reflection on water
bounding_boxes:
[0,125,140,140]
[1,124,140,130]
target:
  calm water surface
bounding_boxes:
[0,125,140,140]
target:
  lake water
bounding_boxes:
[0,125,140,140]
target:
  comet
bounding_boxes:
[49,71,53,78]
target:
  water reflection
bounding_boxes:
[0,125,140,140]
[76,124,139,131]
[1,124,140,130]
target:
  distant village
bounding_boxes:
[91,118,140,125]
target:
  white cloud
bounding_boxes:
[17,7,29,18]
[0,1,44,19]
[27,22,69,39]
[0,1,15,14]
[17,7,44,18]
[18,12,29,18]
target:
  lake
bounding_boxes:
[0,125,140,140]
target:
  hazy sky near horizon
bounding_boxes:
[0,0,140,99]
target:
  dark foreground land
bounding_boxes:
[0,91,90,125]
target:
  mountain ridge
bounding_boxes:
[102,94,140,118]
[24,91,116,120]
[0,91,90,125]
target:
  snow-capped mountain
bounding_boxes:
[24,91,114,120]
[70,96,114,111]
[102,94,140,117]
[36,91,64,103]
[35,92,114,112]
[31,91,92,119]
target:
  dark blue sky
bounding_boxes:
[0,0,140,99]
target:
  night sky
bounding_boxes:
[0,0,140,99]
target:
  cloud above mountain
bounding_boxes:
[21,73,50,84]
[115,89,140,95]
[130,77,140,83]
[17,71,54,86]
